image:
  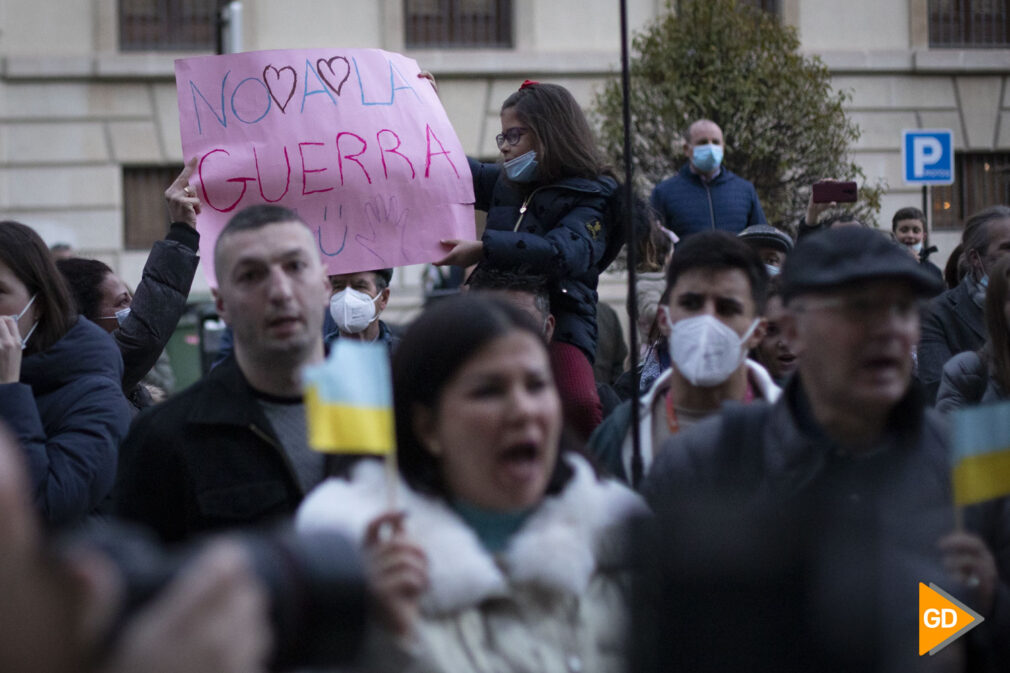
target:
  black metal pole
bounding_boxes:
[620,0,643,488]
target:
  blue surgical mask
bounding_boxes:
[101,307,131,327]
[981,274,989,289]
[504,150,538,183]
[692,144,724,173]
[765,264,781,277]
[5,293,39,350]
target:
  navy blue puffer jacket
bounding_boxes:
[0,316,131,527]
[470,158,621,362]
[650,163,765,238]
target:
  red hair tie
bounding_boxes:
[520,79,539,90]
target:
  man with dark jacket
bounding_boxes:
[115,204,334,543]
[919,205,1010,403]
[642,227,983,671]
[650,119,765,239]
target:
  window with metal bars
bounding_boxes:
[119,0,220,51]
[929,0,1010,47]
[123,165,184,249]
[404,0,512,48]
[930,153,1010,230]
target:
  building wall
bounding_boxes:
[1,0,1008,318]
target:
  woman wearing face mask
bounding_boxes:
[435,80,622,441]
[298,295,645,672]
[0,220,131,527]
[57,163,201,413]
[891,207,943,292]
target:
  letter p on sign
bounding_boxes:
[913,137,943,178]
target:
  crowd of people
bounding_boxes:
[0,78,1008,672]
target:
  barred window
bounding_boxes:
[930,153,1010,230]
[119,0,219,52]
[405,0,513,48]
[123,166,183,249]
[929,0,1010,48]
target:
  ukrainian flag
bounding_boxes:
[302,340,394,455]
[951,401,1010,506]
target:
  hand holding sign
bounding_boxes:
[174,49,475,283]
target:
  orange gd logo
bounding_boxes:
[918,583,984,655]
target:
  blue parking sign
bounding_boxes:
[902,129,954,185]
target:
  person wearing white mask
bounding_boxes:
[650,119,766,240]
[586,231,780,486]
[325,268,398,354]
[0,220,131,527]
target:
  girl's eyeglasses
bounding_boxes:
[496,127,528,150]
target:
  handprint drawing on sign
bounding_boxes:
[360,195,413,265]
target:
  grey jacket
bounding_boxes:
[935,350,1005,414]
[919,281,986,404]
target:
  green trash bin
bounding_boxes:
[164,309,203,392]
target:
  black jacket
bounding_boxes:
[115,355,339,543]
[116,223,200,411]
[919,281,986,403]
[643,377,957,672]
[470,158,620,362]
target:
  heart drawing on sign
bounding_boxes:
[316,56,351,96]
[262,65,297,113]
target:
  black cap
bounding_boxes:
[737,224,794,254]
[781,227,943,301]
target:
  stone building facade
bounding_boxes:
[1,0,1007,318]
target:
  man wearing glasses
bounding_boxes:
[642,227,977,670]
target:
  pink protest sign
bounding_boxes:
[174,48,475,281]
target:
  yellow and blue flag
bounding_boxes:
[950,401,1010,506]
[303,340,394,455]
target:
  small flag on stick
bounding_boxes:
[950,401,1010,506]
[303,340,394,455]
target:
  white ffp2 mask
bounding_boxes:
[329,288,379,334]
[668,314,759,387]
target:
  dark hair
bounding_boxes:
[500,82,610,184]
[634,197,671,273]
[963,205,1010,262]
[891,206,925,230]
[982,256,1010,393]
[392,294,573,499]
[214,204,306,282]
[466,265,551,320]
[664,230,769,314]
[56,258,114,321]
[0,221,75,354]
[944,243,965,288]
[373,269,392,292]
